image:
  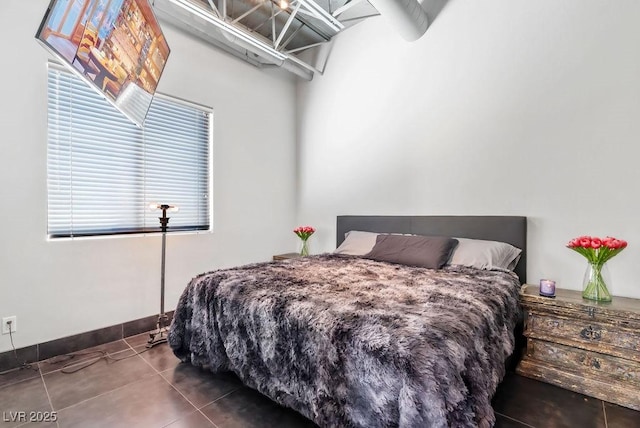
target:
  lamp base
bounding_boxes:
[146,313,170,348]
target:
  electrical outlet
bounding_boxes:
[2,316,17,335]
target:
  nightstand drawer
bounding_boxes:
[527,312,640,360]
[526,302,640,328]
[516,359,640,411]
[526,338,640,387]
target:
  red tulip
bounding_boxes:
[568,235,627,265]
[293,225,315,240]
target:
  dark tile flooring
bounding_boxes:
[1,334,638,428]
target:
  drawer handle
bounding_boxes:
[547,320,561,328]
[580,326,602,341]
[587,307,596,318]
[580,355,602,370]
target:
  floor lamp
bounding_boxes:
[147,203,179,348]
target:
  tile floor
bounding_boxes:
[0,333,638,428]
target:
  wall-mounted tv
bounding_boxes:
[36,0,170,127]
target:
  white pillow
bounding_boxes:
[333,231,379,255]
[448,238,522,271]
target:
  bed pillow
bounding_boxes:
[448,238,522,271]
[364,234,458,269]
[334,230,380,255]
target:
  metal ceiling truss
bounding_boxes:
[155,0,379,79]
[154,0,430,78]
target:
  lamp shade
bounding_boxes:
[149,203,180,212]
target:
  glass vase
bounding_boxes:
[582,262,612,302]
[300,239,309,256]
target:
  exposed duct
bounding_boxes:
[368,0,429,41]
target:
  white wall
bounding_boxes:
[0,0,298,352]
[3,0,639,354]
[297,0,640,298]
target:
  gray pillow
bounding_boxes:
[448,237,522,271]
[364,234,459,269]
[334,230,379,255]
[334,230,417,255]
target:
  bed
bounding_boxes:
[169,215,527,427]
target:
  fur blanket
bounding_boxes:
[169,254,521,428]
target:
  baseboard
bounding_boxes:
[0,311,174,373]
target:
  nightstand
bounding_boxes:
[516,284,640,411]
[272,252,302,261]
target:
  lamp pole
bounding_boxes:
[147,204,173,348]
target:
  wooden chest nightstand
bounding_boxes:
[272,253,302,261]
[517,285,640,411]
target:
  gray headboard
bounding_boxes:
[336,215,527,284]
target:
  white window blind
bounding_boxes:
[47,64,211,238]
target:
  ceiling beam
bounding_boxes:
[232,1,266,24]
[332,0,364,17]
[206,0,221,17]
[275,1,301,48]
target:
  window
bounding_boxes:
[47,63,212,238]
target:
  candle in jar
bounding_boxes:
[539,279,556,297]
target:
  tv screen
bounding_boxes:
[36,0,170,127]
